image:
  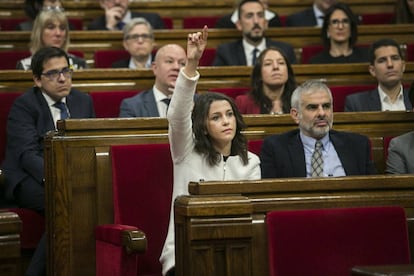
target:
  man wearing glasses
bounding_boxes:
[88,0,165,30]
[2,46,95,276]
[112,17,155,69]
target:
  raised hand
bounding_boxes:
[186,26,208,61]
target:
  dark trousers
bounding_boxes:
[14,177,45,276]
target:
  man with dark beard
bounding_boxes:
[212,0,296,66]
[260,80,377,178]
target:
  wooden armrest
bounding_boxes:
[121,229,147,254]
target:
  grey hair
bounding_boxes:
[122,17,154,40]
[290,79,333,110]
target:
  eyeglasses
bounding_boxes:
[41,67,73,80]
[42,6,65,12]
[329,18,350,26]
[125,34,153,42]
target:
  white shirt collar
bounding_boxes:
[242,39,266,66]
[378,85,406,111]
[313,4,325,27]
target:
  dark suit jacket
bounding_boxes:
[215,12,282,28]
[2,87,95,200]
[344,88,412,112]
[260,129,377,178]
[119,89,160,117]
[213,38,297,66]
[87,11,165,30]
[286,8,318,27]
[111,58,130,68]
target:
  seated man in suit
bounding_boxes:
[112,17,155,69]
[286,0,337,27]
[261,79,377,178]
[386,131,414,174]
[215,0,282,28]
[2,46,95,276]
[119,44,186,117]
[213,0,296,66]
[88,0,165,30]
[344,38,412,112]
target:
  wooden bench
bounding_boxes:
[43,112,414,275]
[174,175,414,275]
[0,0,397,29]
[0,63,413,93]
[0,24,412,65]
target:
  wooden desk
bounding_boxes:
[0,63,414,93]
[174,176,414,275]
[352,264,414,275]
[0,211,21,276]
[43,112,414,275]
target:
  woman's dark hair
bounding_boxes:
[249,46,297,114]
[321,2,359,48]
[192,92,249,166]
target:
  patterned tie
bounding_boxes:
[252,48,259,65]
[311,140,324,177]
[54,101,69,120]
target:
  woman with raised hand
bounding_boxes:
[160,26,261,276]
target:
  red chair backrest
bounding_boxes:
[248,139,263,156]
[182,16,220,28]
[199,48,216,66]
[208,87,250,99]
[0,18,26,30]
[359,13,394,25]
[267,206,411,276]
[94,50,130,68]
[406,43,414,62]
[68,18,83,30]
[0,92,22,163]
[111,143,173,276]
[301,45,324,64]
[0,50,31,69]
[330,84,376,112]
[162,17,174,29]
[90,90,139,118]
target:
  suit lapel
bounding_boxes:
[236,41,247,65]
[330,131,354,175]
[288,132,307,177]
[368,89,381,111]
[144,89,160,117]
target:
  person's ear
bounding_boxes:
[33,75,42,88]
[290,108,299,124]
[368,64,376,78]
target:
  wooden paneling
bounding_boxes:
[175,175,414,275]
[44,111,414,275]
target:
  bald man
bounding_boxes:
[119,44,187,117]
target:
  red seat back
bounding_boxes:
[199,48,216,66]
[248,139,263,156]
[162,17,174,29]
[90,90,139,118]
[182,16,220,28]
[0,92,22,163]
[0,18,26,30]
[330,84,376,112]
[267,206,411,276]
[208,87,250,99]
[406,43,414,62]
[0,50,31,69]
[359,13,394,24]
[111,143,173,275]
[301,45,324,64]
[94,50,130,68]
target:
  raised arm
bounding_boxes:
[183,26,208,77]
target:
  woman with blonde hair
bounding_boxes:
[16,8,86,70]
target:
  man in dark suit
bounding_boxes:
[213,0,296,66]
[111,17,155,69]
[215,0,282,28]
[261,79,377,178]
[344,38,411,112]
[2,47,95,275]
[119,44,186,117]
[87,0,165,30]
[286,0,337,27]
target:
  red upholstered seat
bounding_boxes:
[93,50,130,68]
[208,87,250,99]
[199,48,216,66]
[96,143,173,276]
[359,13,394,25]
[162,17,173,29]
[330,84,376,112]
[90,90,139,118]
[267,206,411,276]
[406,43,414,62]
[301,45,324,64]
[0,51,31,70]
[248,139,263,156]
[182,16,220,29]
[7,208,45,249]
[0,92,22,163]
[0,18,26,30]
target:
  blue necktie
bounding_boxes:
[252,48,259,65]
[54,101,69,120]
[116,21,125,30]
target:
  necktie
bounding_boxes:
[252,48,259,65]
[162,98,171,116]
[54,101,69,120]
[311,140,323,177]
[116,21,125,30]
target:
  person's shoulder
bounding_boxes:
[331,129,369,142]
[123,89,151,102]
[217,39,241,49]
[346,89,374,100]
[265,129,298,142]
[111,58,130,68]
